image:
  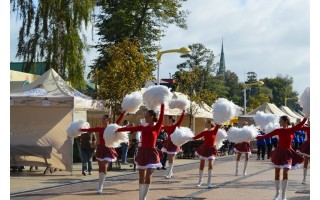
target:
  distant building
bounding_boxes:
[217,40,226,75]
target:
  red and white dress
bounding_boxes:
[117,104,165,169]
[234,141,251,154]
[192,124,220,160]
[80,112,125,162]
[296,126,310,157]
[256,118,307,170]
[161,111,185,155]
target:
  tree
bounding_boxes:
[247,94,270,112]
[223,70,242,105]
[89,39,154,119]
[93,0,189,70]
[11,0,95,89]
[261,75,299,109]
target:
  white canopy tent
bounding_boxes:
[10,68,107,172]
[280,106,304,122]
[238,102,299,126]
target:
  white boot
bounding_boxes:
[235,161,239,176]
[142,184,150,200]
[274,180,280,200]
[139,184,145,200]
[166,163,174,179]
[243,160,248,176]
[207,169,213,188]
[281,180,288,200]
[196,170,204,187]
[302,168,307,184]
[97,172,106,194]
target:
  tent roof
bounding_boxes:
[245,102,298,123]
[280,106,304,121]
[10,68,106,111]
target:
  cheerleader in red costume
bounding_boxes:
[116,104,164,200]
[234,121,251,176]
[192,120,220,188]
[161,110,185,179]
[80,111,125,194]
[256,116,307,200]
[296,119,310,184]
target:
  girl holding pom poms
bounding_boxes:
[161,110,185,179]
[234,121,251,176]
[256,116,307,200]
[80,111,126,194]
[116,104,165,200]
[296,119,310,184]
[192,120,220,188]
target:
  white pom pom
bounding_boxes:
[171,127,195,146]
[103,124,129,148]
[215,129,228,149]
[227,125,259,143]
[143,85,172,110]
[67,120,90,138]
[169,97,190,110]
[121,91,143,114]
[299,87,310,117]
[212,98,240,124]
[253,111,280,133]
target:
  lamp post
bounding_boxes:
[156,47,191,85]
[243,81,264,114]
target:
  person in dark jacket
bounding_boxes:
[256,130,266,160]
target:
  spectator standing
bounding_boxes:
[156,130,168,170]
[265,136,273,159]
[256,131,266,160]
[78,131,97,176]
[121,120,130,165]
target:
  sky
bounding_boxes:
[4,0,320,198]
[10,0,310,95]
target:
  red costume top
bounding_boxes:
[116,104,165,148]
[256,118,307,148]
[161,110,185,140]
[300,126,310,142]
[80,111,125,146]
[192,124,220,147]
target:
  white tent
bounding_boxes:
[280,106,304,122]
[10,68,107,172]
[238,102,299,125]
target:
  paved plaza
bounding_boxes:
[10,155,310,200]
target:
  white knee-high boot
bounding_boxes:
[302,168,307,184]
[166,163,174,179]
[207,169,213,188]
[282,180,288,200]
[243,160,248,176]
[274,180,280,200]
[142,184,150,200]
[139,184,145,200]
[196,170,204,187]
[97,172,106,194]
[235,161,239,176]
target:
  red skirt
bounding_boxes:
[270,146,304,170]
[162,139,180,154]
[195,144,218,160]
[135,147,163,168]
[95,144,118,162]
[296,141,310,157]
[234,142,251,154]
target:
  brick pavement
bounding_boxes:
[10,155,310,200]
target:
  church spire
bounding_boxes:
[217,38,226,75]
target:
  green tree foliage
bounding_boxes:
[261,75,299,109]
[11,0,95,89]
[94,0,189,70]
[247,94,270,112]
[89,39,154,118]
[223,70,242,105]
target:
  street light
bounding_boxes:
[243,81,264,114]
[156,47,191,85]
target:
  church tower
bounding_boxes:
[217,39,226,75]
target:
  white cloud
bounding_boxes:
[159,0,310,94]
